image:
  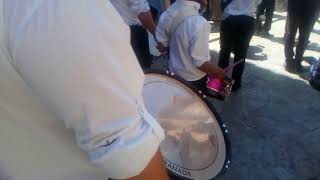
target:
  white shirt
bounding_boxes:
[0,0,164,179]
[222,0,262,20]
[110,0,150,26]
[156,0,211,81]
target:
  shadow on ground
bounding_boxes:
[247,45,268,61]
[272,13,287,24]
[312,29,320,36]
[308,42,320,53]
[269,35,285,45]
[268,36,320,54]
[210,63,320,180]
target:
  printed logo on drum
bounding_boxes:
[164,159,191,177]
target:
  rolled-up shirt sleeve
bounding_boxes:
[5,0,164,179]
[127,0,150,16]
[89,103,165,179]
[189,21,211,67]
[156,12,172,47]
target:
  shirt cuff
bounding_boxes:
[129,0,150,15]
[193,57,210,67]
[88,116,165,179]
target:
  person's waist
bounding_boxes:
[222,14,255,21]
[222,11,256,20]
[130,24,144,29]
[121,15,142,27]
[169,65,206,82]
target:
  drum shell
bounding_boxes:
[143,70,232,180]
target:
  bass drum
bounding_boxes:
[143,70,231,180]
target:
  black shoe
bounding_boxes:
[295,63,303,73]
[295,59,306,73]
[293,58,308,73]
[232,80,242,92]
[284,60,295,73]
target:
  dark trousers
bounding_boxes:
[218,15,255,82]
[284,1,319,63]
[130,25,152,70]
[256,0,275,32]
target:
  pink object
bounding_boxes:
[207,76,223,91]
[224,59,245,73]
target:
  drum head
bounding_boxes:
[143,70,231,180]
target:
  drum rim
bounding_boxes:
[144,69,232,179]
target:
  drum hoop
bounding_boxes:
[144,69,232,179]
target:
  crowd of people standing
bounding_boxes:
[145,0,320,85]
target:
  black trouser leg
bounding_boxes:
[284,14,298,62]
[218,17,233,69]
[232,16,255,82]
[256,0,266,32]
[130,25,152,70]
[264,0,275,32]
[295,19,317,62]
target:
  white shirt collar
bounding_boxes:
[177,0,201,11]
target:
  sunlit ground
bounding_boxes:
[208,12,320,180]
[209,12,320,85]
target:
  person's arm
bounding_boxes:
[198,61,225,80]
[128,0,157,36]
[155,11,170,54]
[190,20,226,79]
[156,42,169,54]
[121,150,170,180]
[10,0,167,179]
[138,11,157,36]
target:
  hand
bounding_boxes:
[156,42,168,54]
[198,62,226,81]
[215,67,226,81]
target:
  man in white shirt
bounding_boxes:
[110,0,157,70]
[218,0,262,91]
[156,0,225,92]
[0,0,169,179]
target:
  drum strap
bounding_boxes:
[169,6,199,38]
